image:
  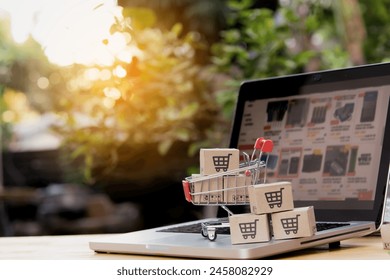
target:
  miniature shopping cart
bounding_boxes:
[265,188,284,208]
[182,137,274,241]
[281,214,300,234]
[239,219,259,239]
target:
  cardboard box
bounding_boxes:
[248,181,294,214]
[200,149,239,175]
[223,174,252,203]
[191,175,224,204]
[229,213,271,244]
[271,206,316,240]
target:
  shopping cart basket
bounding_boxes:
[182,137,274,241]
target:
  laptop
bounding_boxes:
[90,62,390,259]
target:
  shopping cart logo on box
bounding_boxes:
[281,214,300,234]
[212,153,232,172]
[239,219,259,239]
[265,187,284,208]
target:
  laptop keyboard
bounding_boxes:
[158,221,350,235]
[316,222,350,231]
[158,223,200,233]
[159,222,231,234]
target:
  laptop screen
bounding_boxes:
[230,63,390,223]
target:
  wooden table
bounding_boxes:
[0,234,389,260]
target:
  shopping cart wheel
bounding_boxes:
[207,229,217,241]
[201,228,208,238]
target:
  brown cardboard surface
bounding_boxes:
[271,206,317,240]
[248,181,294,214]
[200,149,240,175]
[229,213,271,244]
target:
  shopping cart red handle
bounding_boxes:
[254,138,273,153]
[254,137,265,150]
[182,180,192,203]
[261,139,274,153]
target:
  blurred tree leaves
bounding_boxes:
[121,7,157,30]
[54,8,220,186]
[0,21,64,113]
[211,0,350,121]
[360,0,390,62]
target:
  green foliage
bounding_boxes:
[121,7,157,30]
[0,18,61,113]
[360,0,390,63]
[212,0,350,120]
[55,8,219,184]
[119,0,227,46]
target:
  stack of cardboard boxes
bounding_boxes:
[229,181,317,244]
